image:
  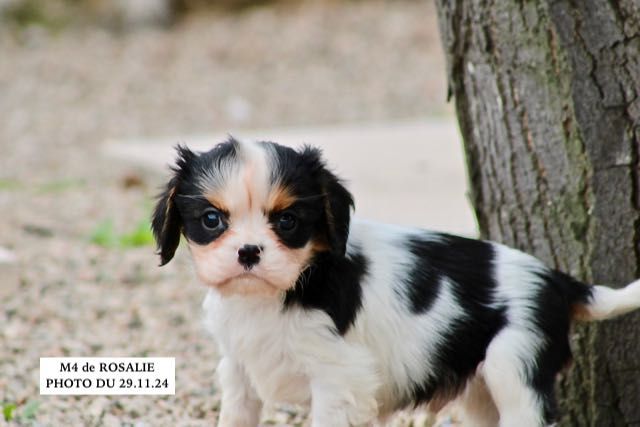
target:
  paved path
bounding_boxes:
[103,118,477,236]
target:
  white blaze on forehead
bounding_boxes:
[236,140,273,211]
[196,140,275,213]
[225,140,272,212]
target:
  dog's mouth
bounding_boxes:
[215,272,277,289]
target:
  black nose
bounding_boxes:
[238,244,261,269]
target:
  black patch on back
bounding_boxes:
[402,233,507,404]
[526,270,592,423]
[283,249,367,335]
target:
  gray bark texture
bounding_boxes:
[435,0,640,425]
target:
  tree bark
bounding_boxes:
[435,1,640,425]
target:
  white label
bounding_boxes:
[40,357,175,395]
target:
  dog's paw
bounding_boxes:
[347,395,379,425]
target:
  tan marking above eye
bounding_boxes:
[267,185,296,212]
[203,194,230,215]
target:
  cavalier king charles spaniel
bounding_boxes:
[152,138,640,427]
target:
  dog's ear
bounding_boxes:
[301,147,354,255]
[151,176,181,266]
[151,145,195,266]
[321,169,354,255]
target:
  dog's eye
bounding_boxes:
[278,213,297,232]
[202,209,222,231]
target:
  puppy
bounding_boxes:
[152,138,640,427]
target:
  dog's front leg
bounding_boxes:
[216,357,262,427]
[309,379,352,427]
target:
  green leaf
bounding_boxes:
[90,218,154,249]
[3,402,16,422]
[0,179,22,191]
[119,220,154,248]
[89,220,118,248]
[36,178,85,194]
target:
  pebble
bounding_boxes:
[0,246,17,264]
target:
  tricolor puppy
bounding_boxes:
[152,139,640,427]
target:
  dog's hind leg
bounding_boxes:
[483,328,548,427]
[452,374,499,427]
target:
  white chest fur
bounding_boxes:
[203,292,330,405]
[203,290,381,423]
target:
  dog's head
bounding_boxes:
[151,138,353,296]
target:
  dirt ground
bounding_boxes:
[0,1,451,425]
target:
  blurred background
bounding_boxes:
[0,0,472,425]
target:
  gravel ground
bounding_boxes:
[0,1,451,425]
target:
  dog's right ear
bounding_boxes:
[151,146,194,266]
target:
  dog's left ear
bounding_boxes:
[302,147,354,255]
[151,145,194,266]
[321,169,354,255]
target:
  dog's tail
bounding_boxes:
[573,277,640,321]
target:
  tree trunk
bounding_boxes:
[435,1,640,425]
